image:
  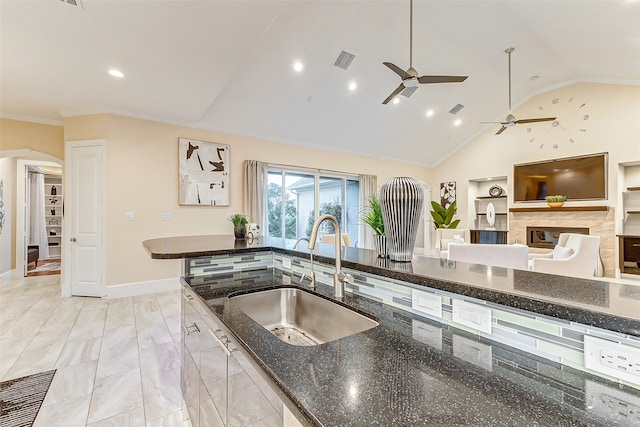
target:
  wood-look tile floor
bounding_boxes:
[0,275,188,426]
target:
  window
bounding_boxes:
[265,166,360,246]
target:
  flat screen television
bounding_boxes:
[513,153,607,202]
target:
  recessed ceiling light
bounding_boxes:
[108,69,124,78]
[425,109,434,117]
[454,119,462,126]
[293,62,304,72]
[392,98,400,105]
[348,81,357,91]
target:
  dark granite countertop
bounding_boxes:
[187,269,638,427]
[143,235,640,337]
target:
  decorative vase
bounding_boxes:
[51,186,57,195]
[379,177,424,262]
[234,228,245,239]
[373,235,388,258]
[547,202,564,208]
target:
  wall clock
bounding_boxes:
[526,97,589,150]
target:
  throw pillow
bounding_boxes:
[552,245,574,260]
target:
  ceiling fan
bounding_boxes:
[382,0,468,105]
[481,47,556,135]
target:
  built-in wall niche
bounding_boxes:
[621,163,640,236]
[44,174,62,259]
[468,177,508,233]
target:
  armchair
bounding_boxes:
[435,229,471,258]
[529,233,602,279]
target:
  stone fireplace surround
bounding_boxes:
[508,208,615,277]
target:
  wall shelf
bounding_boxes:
[509,206,609,213]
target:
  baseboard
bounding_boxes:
[106,277,180,299]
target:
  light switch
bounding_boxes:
[125,212,135,221]
[452,299,492,335]
[412,289,442,318]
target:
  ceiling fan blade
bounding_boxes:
[479,121,506,124]
[515,117,557,124]
[382,84,406,105]
[383,62,410,80]
[495,126,508,135]
[418,75,468,84]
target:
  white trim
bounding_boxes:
[105,277,180,299]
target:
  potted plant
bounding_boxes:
[545,195,567,208]
[430,200,460,229]
[228,214,248,239]
[361,195,387,257]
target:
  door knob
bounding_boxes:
[70,237,77,242]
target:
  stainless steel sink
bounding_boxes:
[229,287,378,346]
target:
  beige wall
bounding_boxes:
[429,82,640,227]
[63,114,429,287]
[1,118,64,159]
[0,118,65,274]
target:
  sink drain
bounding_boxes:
[270,327,319,346]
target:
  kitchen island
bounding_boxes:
[144,235,640,426]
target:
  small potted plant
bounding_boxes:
[228,214,248,239]
[545,195,567,208]
[430,200,460,229]
[361,195,387,257]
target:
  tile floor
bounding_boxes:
[0,275,189,426]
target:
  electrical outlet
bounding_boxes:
[160,212,173,221]
[282,258,292,269]
[282,274,291,285]
[584,335,640,386]
[124,212,135,221]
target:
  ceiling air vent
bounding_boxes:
[59,0,82,8]
[449,104,464,115]
[400,86,418,97]
[333,50,355,70]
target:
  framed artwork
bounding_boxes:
[179,138,230,206]
[440,181,456,208]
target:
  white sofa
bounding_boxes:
[435,229,471,258]
[448,243,529,270]
[529,233,602,279]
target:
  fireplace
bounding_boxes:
[526,226,589,249]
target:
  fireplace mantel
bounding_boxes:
[509,206,609,213]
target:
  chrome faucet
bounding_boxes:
[307,214,353,299]
[293,237,316,289]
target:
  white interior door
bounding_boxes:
[64,140,106,297]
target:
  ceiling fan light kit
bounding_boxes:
[382,0,468,105]
[480,47,557,135]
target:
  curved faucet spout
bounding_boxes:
[307,214,352,298]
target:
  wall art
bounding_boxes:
[440,181,456,209]
[179,138,230,206]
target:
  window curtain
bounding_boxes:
[359,174,377,249]
[243,160,266,227]
[28,173,50,260]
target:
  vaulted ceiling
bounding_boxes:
[2,0,639,166]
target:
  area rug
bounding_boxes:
[0,370,56,427]
[30,262,61,273]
